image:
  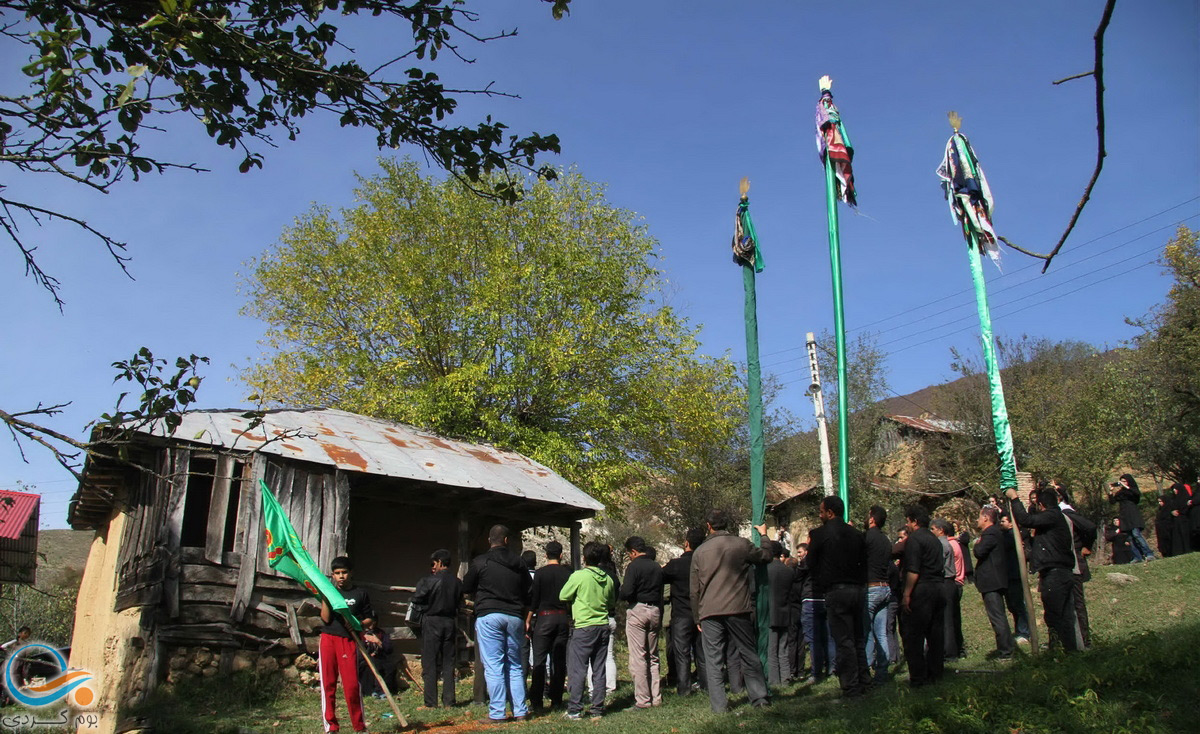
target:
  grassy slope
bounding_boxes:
[137,553,1200,734]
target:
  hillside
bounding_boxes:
[35,527,92,589]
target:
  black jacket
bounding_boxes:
[1109,487,1144,530]
[972,524,1008,594]
[1105,524,1132,564]
[864,527,891,583]
[1062,505,1097,582]
[903,527,944,584]
[463,546,531,618]
[1009,499,1076,574]
[662,551,695,619]
[766,558,794,628]
[530,563,573,613]
[620,555,664,606]
[412,569,463,618]
[808,518,867,592]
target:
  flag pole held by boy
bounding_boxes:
[260,479,409,728]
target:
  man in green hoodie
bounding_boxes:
[560,541,618,719]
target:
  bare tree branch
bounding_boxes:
[997,0,1117,272]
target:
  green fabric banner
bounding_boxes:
[823,156,851,518]
[260,478,361,629]
[736,197,770,671]
[965,238,1018,490]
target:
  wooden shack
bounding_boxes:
[66,408,602,728]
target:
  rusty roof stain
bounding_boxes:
[128,408,604,513]
[321,444,368,472]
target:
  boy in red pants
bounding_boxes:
[320,556,379,733]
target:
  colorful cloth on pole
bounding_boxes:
[938,133,1001,268]
[260,479,361,630]
[732,198,765,273]
[815,90,857,207]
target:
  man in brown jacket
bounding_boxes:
[689,509,772,712]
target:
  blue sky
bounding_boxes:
[2,1,1197,528]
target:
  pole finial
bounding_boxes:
[819,75,833,92]
[948,110,962,133]
[739,177,750,200]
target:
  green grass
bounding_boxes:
[133,553,1200,733]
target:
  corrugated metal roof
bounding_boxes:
[134,408,604,513]
[885,414,966,435]
[0,489,39,540]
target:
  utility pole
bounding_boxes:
[806,332,835,497]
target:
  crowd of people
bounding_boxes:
[313,476,1197,729]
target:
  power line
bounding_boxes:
[759,197,1199,362]
[777,252,1161,392]
[763,213,1196,370]
[873,229,1186,351]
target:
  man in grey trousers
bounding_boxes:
[690,509,772,712]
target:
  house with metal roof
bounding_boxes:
[873,414,972,498]
[66,407,603,721]
[0,488,40,584]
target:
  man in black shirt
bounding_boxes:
[412,548,464,708]
[463,525,533,722]
[661,527,706,695]
[863,505,892,684]
[785,548,807,678]
[807,496,870,698]
[765,540,794,686]
[621,536,664,708]
[900,506,946,687]
[1005,486,1079,652]
[526,540,572,711]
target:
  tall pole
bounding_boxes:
[743,261,769,670]
[817,76,854,521]
[965,230,1039,653]
[823,150,851,520]
[806,332,835,497]
[733,181,770,670]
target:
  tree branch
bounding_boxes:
[997,0,1117,273]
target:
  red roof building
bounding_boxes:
[0,488,39,584]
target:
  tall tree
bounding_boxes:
[243,160,742,504]
[1117,226,1200,483]
[942,336,1123,516]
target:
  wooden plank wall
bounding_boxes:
[231,456,265,622]
[115,449,171,611]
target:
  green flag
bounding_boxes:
[260,479,360,630]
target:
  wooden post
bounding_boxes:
[346,623,407,728]
[569,522,582,570]
[1011,471,1040,654]
[456,513,471,580]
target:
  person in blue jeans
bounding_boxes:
[863,506,892,683]
[1109,475,1156,562]
[463,525,533,723]
[794,543,835,682]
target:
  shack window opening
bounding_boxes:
[223,461,244,553]
[181,456,216,547]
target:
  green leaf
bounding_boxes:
[117,79,136,106]
[138,14,168,30]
